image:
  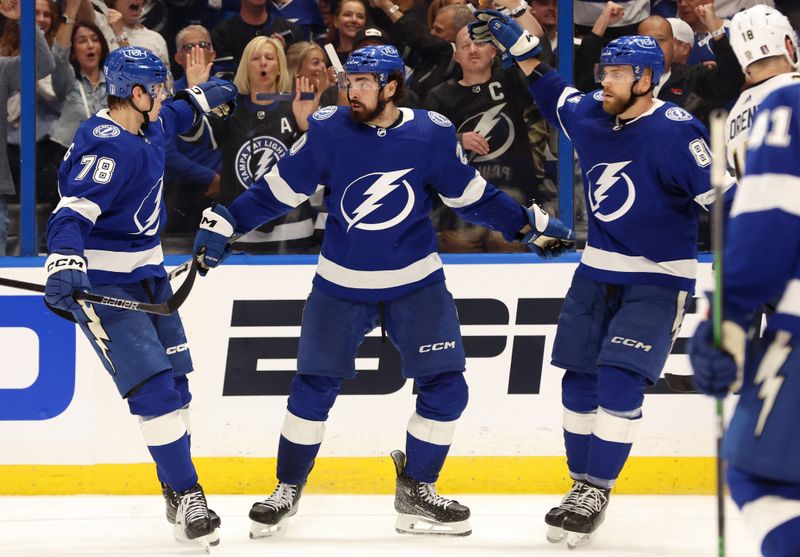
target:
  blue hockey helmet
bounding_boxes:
[104,46,172,98]
[343,45,405,87]
[597,35,665,84]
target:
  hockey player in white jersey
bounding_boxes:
[725,5,800,180]
[689,82,800,557]
[469,11,725,549]
[192,44,574,539]
[44,46,236,550]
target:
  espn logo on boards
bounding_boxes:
[0,296,76,420]
[221,297,698,397]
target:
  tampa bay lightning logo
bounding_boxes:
[457,104,514,162]
[132,176,163,236]
[235,136,288,188]
[586,161,636,222]
[340,168,415,232]
[92,124,120,138]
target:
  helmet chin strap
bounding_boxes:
[127,86,154,131]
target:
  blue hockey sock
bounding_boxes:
[404,425,452,484]
[561,370,599,480]
[147,431,198,493]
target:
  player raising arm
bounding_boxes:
[44,46,236,550]
[468,10,728,549]
[193,44,574,539]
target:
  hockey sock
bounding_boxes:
[561,371,599,479]
[404,372,467,484]
[277,374,342,485]
[585,366,646,487]
[145,426,198,493]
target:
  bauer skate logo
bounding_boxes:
[132,176,163,236]
[586,161,636,222]
[419,341,456,353]
[458,104,514,162]
[341,168,415,232]
[611,336,653,352]
[235,135,288,188]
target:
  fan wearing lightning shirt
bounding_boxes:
[469,12,725,548]
[689,82,800,557]
[424,26,541,252]
[43,46,236,550]
[192,44,574,539]
[214,36,317,253]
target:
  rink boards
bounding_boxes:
[0,254,728,495]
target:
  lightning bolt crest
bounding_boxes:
[472,103,506,145]
[79,301,115,374]
[347,169,413,231]
[754,331,790,437]
[254,149,276,182]
[592,161,632,206]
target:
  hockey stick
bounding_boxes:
[0,255,198,316]
[709,108,728,557]
[255,92,316,101]
[663,373,696,393]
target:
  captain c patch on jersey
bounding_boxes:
[236,136,289,188]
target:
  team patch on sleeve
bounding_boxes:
[593,90,605,102]
[689,139,711,167]
[290,133,308,155]
[312,106,338,121]
[665,107,693,122]
[428,111,452,127]
[92,124,121,138]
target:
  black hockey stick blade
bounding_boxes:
[663,373,697,394]
[0,256,198,317]
[255,92,315,101]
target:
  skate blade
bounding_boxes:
[566,531,594,550]
[546,525,566,544]
[249,520,289,539]
[172,524,220,548]
[394,514,471,537]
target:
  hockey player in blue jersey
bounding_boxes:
[192,44,574,538]
[43,46,237,550]
[689,84,800,557]
[469,13,720,548]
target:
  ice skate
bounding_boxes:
[562,484,611,550]
[544,480,586,543]
[390,449,471,536]
[173,483,220,552]
[249,481,304,539]
[162,482,221,529]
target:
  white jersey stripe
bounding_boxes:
[54,196,103,224]
[777,279,800,318]
[731,174,800,218]
[316,252,443,290]
[555,86,580,141]
[265,166,310,208]
[84,244,164,273]
[581,245,697,279]
[439,172,488,208]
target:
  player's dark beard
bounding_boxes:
[603,83,645,116]
[349,90,389,124]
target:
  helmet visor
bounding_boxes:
[338,72,382,91]
[594,64,636,84]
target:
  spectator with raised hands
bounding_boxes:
[91,0,170,68]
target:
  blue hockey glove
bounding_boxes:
[175,77,238,119]
[468,9,541,61]
[194,203,237,275]
[44,251,91,313]
[688,319,746,398]
[520,204,574,258]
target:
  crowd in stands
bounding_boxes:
[0,0,798,256]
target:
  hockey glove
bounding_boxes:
[688,319,746,398]
[175,77,238,119]
[468,10,541,61]
[44,251,91,313]
[520,204,574,258]
[194,203,237,275]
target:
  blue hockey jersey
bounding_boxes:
[227,106,528,301]
[529,66,714,291]
[720,83,800,483]
[47,101,197,285]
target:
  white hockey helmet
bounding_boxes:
[729,5,799,71]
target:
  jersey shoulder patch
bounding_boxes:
[312,106,338,121]
[427,111,452,128]
[665,106,693,122]
[592,90,604,102]
[92,124,121,139]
